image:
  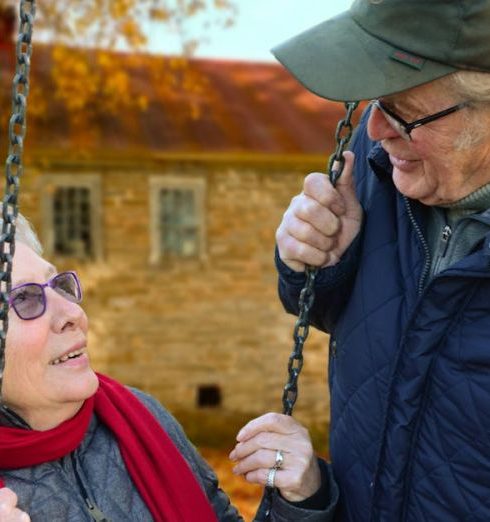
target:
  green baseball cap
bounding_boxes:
[272,0,490,102]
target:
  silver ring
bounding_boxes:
[266,467,277,488]
[274,449,284,470]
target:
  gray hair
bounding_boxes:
[440,70,490,149]
[445,70,490,103]
[14,213,43,255]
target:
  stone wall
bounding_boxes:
[19,154,332,441]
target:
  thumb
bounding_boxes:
[333,151,359,213]
[0,487,17,507]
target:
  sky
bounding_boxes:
[147,0,353,61]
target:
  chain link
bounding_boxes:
[327,101,359,186]
[0,0,36,395]
[281,266,316,415]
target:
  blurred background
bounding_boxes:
[0,0,356,518]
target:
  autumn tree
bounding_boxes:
[0,0,237,140]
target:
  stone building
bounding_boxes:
[0,31,358,440]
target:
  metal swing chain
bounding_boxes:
[0,0,36,393]
[281,100,359,416]
[254,101,358,522]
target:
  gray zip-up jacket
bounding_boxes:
[1,388,338,521]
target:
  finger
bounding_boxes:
[242,467,282,487]
[303,173,346,216]
[292,195,341,237]
[333,151,354,188]
[236,412,303,442]
[232,448,277,475]
[236,438,312,467]
[233,446,299,477]
[0,487,18,508]
[243,466,320,504]
[333,151,361,217]
[276,232,331,271]
[242,468,298,492]
[276,190,340,271]
[286,215,337,251]
[232,431,306,463]
[12,509,30,522]
[231,437,280,462]
[232,428,313,469]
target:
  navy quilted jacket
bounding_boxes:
[277,109,490,522]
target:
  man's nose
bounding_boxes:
[367,104,400,142]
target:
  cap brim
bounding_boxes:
[271,13,457,102]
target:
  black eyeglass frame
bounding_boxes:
[372,99,469,140]
[8,271,82,321]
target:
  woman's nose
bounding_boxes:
[48,289,85,332]
[367,103,400,142]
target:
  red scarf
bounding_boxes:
[0,373,217,522]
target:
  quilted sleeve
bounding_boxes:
[276,107,375,333]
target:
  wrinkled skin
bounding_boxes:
[277,79,490,272]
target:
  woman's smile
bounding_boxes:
[49,340,87,366]
[49,351,89,368]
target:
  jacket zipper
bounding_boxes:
[403,197,431,294]
[440,224,452,256]
[431,224,453,276]
[70,454,111,522]
[84,498,109,522]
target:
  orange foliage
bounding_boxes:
[200,447,263,522]
[0,0,237,132]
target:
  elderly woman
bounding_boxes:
[0,214,337,521]
[273,1,490,521]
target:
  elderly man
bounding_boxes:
[273,1,490,521]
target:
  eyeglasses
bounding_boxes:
[8,271,82,321]
[372,99,469,141]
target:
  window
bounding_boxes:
[149,177,205,263]
[42,175,102,260]
[197,385,221,408]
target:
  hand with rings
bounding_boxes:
[229,413,321,502]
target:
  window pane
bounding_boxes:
[53,187,92,257]
[160,189,199,257]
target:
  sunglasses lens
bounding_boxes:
[52,272,81,303]
[10,285,45,320]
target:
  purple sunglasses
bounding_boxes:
[8,271,82,320]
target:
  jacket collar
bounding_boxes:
[368,142,393,182]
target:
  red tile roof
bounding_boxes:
[1,45,359,157]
